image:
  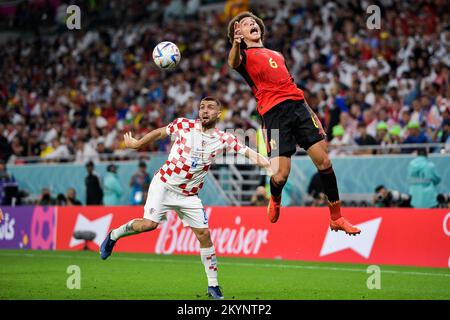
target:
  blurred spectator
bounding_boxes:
[103,163,123,205]
[38,187,56,205]
[129,161,151,205]
[56,193,67,205]
[329,125,352,156]
[66,188,82,205]
[388,125,403,153]
[354,122,377,155]
[375,122,390,145]
[375,121,391,154]
[438,118,450,150]
[407,149,441,208]
[403,121,428,152]
[44,138,71,162]
[0,125,12,162]
[0,160,19,205]
[75,140,100,164]
[96,140,112,158]
[250,186,269,206]
[85,161,103,205]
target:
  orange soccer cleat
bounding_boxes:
[267,195,281,223]
[330,217,361,236]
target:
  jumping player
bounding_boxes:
[100,97,272,299]
[227,12,360,235]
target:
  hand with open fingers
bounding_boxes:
[234,21,244,44]
[123,132,140,149]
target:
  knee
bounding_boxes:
[272,172,288,186]
[196,229,212,246]
[141,220,158,232]
[316,155,332,171]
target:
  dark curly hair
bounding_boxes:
[227,11,265,49]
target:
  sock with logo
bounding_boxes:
[318,166,342,221]
[110,219,138,241]
[200,246,218,287]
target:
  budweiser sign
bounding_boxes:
[155,208,269,255]
[55,206,450,268]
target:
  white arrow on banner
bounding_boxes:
[320,217,382,259]
[69,213,113,248]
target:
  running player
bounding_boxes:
[100,97,272,299]
[227,12,360,235]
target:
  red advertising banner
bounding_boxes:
[55,206,450,268]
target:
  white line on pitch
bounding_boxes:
[0,251,449,278]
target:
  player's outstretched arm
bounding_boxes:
[228,21,243,69]
[244,148,273,177]
[123,127,168,150]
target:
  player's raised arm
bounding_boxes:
[123,127,168,150]
[227,21,243,69]
[244,148,273,177]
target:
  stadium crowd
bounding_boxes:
[0,0,450,165]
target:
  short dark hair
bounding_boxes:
[200,96,222,110]
[138,161,146,168]
[107,163,117,172]
[417,148,428,157]
[227,11,265,48]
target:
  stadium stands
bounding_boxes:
[0,0,449,205]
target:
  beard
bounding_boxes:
[201,117,217,129]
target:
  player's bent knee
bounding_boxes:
[193,228,212,246]
[141,219,158,232]
[318,156,332,170]
[196,228,211,239]
[272,173,288,186]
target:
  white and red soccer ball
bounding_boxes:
[152,41,181,70]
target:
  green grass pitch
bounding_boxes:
[0,250,449,300]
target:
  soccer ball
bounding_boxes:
[152,41,181,70]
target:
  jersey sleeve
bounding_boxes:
[234,49,247,72]
[166,118,195,136]
[223,133,248,155]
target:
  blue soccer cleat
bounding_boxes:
[100,232,116,260]
[207,286,224,299]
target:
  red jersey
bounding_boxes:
[234,47,305,115]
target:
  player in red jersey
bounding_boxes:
[100,97,272,299]
[227,12,360,235]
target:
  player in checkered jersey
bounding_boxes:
[100,97,272,299]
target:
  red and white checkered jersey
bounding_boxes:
[155,118,248,196]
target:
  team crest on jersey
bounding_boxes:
[191,153,200,168]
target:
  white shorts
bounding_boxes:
[143,177,208,229]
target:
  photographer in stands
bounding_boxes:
[373,185,411,208]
